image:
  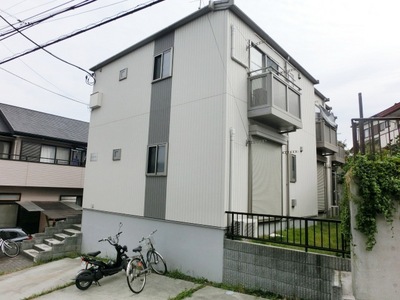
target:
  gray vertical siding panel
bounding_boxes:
[147,78,172,144]
[144,32,174,219]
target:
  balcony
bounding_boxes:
[332,142,346,165]
[0,158,85,189]
[248,71,302,133]
[316,113,338,156]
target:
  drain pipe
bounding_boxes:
[229,128,235,212]
[286,134,290,216]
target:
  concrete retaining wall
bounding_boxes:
[223,239,351,300]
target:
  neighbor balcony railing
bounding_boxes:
[352,117,400,156]
[226,211,350,257]
[0,153,86,167]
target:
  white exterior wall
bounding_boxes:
[84,43,154,215]
[287,81,318,217]
[226,12,318,217]
[81,209,225,282]
[166,11,234,227]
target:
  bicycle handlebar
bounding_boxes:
[139,229,157,242]
[98,231,123,244]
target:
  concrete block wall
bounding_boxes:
[223,239,351,300]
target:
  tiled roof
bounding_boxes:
[373,102,400,117]
[0,103,88,144]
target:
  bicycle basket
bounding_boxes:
[139,238,152,251]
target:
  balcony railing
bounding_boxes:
[0,153,85,167]
[332,142,346,164]
[226,211,350,257]
[248,69,302,133]
[316,116,338,156]
[352,117,400,156]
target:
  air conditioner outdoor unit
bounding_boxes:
[233,219,258,238]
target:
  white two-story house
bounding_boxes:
[82,0,338,281]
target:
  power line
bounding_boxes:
[0,15,95,84]
[43,0,130,24]
[0,0,166,65]
[0,0,97,40]
[0,41,75,98]
[0,66,88,105]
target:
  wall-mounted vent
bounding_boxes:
[90,92,103,109]
[113,149,121,161]
[119,68,128,81]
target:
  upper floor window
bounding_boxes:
[153,48,173,81]
[146,143,168,176]
[40,145,70,165]
[20,141,86,166]
[250,45,279,74]
[0,140,10,159]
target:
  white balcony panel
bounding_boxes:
[248,72,302,132]
[0,160,85,188]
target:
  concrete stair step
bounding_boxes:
[63,228,80,236]
[71,224,81,231]
[34,243,52,252]
[54,233,71,241]
[23,249,39,259]
[44,238,64,246]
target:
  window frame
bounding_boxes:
[289,154,297,183]
[146,143,168,176]
[152,48,173,81]
[0,140,11,159]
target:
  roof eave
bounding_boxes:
[91,4,319,85]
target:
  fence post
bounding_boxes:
[305,220,309,252]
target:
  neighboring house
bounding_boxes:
[364,102,400,149]
[314,89,345,216]
[0,103,88,233]
[82,0,340,281]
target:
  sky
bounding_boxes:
[0,0,399,149]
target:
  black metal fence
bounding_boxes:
[226,211,350,257]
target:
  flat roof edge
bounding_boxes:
[91,4,319,85]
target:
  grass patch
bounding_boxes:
[22,282,74,300]
[256,221,349,257]
[166,270,284,299]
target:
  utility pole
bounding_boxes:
[358,92,365,154]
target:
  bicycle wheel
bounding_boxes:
[126,258,146,293]
[2,240,19,257]
[147,250,167,275]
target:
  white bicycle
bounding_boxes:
[0,236,20,257]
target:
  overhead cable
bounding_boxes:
[0,0,97,40]
[0,0,166,65]
[0,66,88,105]
[0,15,96,84]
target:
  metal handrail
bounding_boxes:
[226,211,350,257]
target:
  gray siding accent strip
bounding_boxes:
[144,32,174,219]
[147,78,172,144]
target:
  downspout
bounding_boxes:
[229,128,235,212]
[286,134,290,216]
[248,136,253,213]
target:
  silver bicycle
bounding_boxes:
[0,236,20,257]
[126,230,167,293]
